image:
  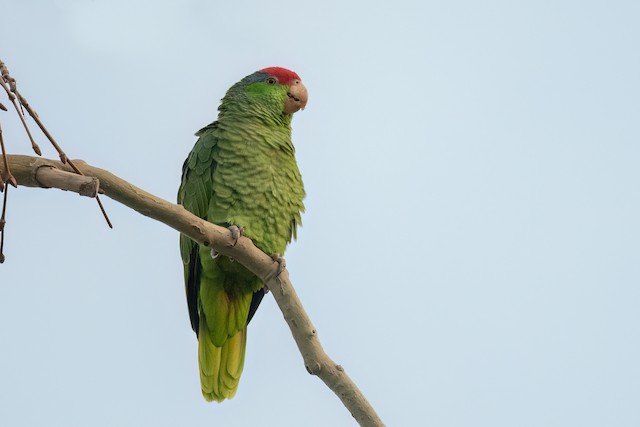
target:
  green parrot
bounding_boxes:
[177,67,307,402]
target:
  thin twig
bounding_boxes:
[13,90,67,164]
[0,126,4,194]
[0,72,41,156]
[0,183,8,263]
[0,133,4,192]
[0,59,113,228]
[0,122,13,262]
[13,91,112,227]
[95,196,112,227]
[0,123,16,188]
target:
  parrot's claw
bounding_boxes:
[270,253,286,277]
[227,225,244,247]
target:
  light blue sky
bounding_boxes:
[1,1,639,426]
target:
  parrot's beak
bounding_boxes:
[284,80,308,114]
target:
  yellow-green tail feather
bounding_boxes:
[198,321,247,402]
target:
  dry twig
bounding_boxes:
[0,65,41,156]
[0,183,7,263]
[0,59,112,228]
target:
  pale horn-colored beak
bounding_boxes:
[284,80,308,114]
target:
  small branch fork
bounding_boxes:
[0,59,112,261]
[1,154,386,427]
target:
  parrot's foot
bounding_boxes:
[265,254,287,292]
[227,225,244,247]
[270,253,286,271]
[225,225,245,263]
[207,225,244,261]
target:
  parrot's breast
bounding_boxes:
[208,121,305,255]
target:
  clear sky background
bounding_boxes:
[1,1,639,426]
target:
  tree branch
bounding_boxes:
[2,154,385,427]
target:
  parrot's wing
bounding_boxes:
[178,122,218,334]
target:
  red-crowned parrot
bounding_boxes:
[178,67,307,402]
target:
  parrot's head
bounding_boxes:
[223,67,308,120]
[253,67,308,114]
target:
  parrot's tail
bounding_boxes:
[198,323,247,402]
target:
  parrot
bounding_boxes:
[177,67,307,402]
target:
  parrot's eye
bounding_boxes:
[265,76,278,85]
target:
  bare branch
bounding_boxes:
[1,154,385,427]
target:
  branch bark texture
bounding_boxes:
[2,154,385,427]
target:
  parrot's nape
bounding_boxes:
[177,67,307,402]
